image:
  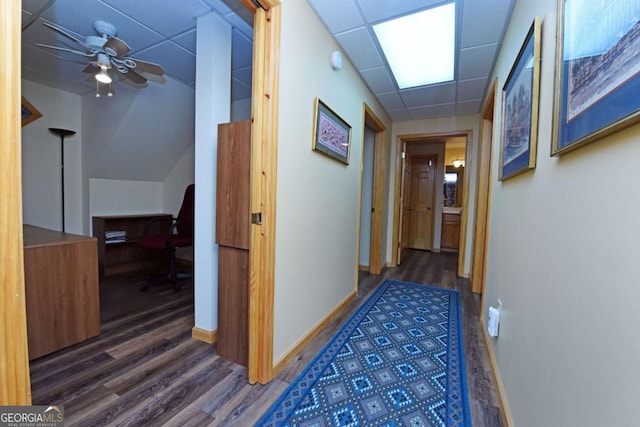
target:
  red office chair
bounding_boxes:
[138,184,194,292]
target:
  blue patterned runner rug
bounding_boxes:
[257,279,471,427]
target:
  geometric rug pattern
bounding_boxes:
[257,279,471,426]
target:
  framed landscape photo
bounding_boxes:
[21,96,42,127]
[552,0,640,155]
[499,16,541,181]
[312,98,351,165]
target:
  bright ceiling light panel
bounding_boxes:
[374,2,456,89]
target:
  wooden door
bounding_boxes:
[407,155,436,250]
[399,148,411,263]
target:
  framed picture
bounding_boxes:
[312,98,351,164]
[21,96,42,127]
[499,16,541,181]
[552,0,640,155]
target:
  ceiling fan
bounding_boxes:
[36,19,165,86]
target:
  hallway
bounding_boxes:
[29,250,502,426]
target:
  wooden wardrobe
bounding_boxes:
[216,120,251,366]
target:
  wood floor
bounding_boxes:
[29,250,503,426]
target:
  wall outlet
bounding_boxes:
[488,299,501,337]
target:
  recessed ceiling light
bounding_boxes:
[374,2,456,89]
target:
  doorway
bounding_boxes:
[392,132,472,276]
[405,154,437,251]
[357,103,386,277]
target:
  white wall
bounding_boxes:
[390,115,479,274]
[193,12,231,333]
[484,1,640,426]
[359,127,374,266]
[163,145,195,216]
[89,179,163,224]
[273,0,391,361]
[22,80,83,234]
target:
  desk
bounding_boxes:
[23,225,101,360]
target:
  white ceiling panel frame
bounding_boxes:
[376,91,405,111]
[356,0,443,24]
[456,77,488,101]
[360,66,396,94]
[400,82,456,108]
[458,43,497,80]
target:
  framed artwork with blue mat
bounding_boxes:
[257,279,471,427]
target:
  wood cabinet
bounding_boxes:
[216,120,251,367]
[92,214,172,278]
[441,212,461,251]
[23,225,100,360]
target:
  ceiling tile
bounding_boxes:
[456,100,482,116]
[400,82,455,108]
[222,12,253,39]
[23,17,87,52]
[232,29,252,69]
[22,0,50,14]
[231,77,252,101]
[39,0,165,53]
[461,0,513,48]
[356,0,443,23]
[100,0,210,38]
[376,91,404,111]
[307,0,364,33]
[360,66,396,93]
[201,0,233,15]
[335,27,383,70]
[408,103,455,120]
[387,109,411,122]
[172,29,197,54]
[458,44,497,80]
[233,66,252,87]
[134,41,196,84]
[22,10,32,27]
[457,77,488,101]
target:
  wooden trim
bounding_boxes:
[390,137,403,266]
[361,103,386,276]
[457,131,473,277]
[0,0,32,405]
[248,2,281,385]
[191,327,218,344]
[472,78,497,294]
[480,321,514,427]
[358,264,369,271]
[272,291,356,376]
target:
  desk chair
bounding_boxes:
[138,184,194,292]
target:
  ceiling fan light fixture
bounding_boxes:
[95,68,112,84]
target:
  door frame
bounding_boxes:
[1,0,32,404]
[391,131,472,277]
[245,0,281,385]
[472,78,497,297]
[355,103,386,279]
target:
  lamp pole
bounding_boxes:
[48,128,76,233]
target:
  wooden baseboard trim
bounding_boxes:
[358,264,369,271]
[480,320,514,426]
[273,290,357,376]
[192,326,217,344]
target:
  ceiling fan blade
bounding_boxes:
[82,63,99,73]
[104,37,130,58]
[35,43,95,57]
[42,21,93,52]
[130,59,165,76]
[121,68,147,84]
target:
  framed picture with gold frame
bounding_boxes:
[312,98,351,165]
[21,96,42,127]
[551,0,640,155]
[499,16,541,181]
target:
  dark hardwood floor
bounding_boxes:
[29,250,503,426]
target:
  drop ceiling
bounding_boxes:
[21,0,514,121]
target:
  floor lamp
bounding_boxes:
[48,128,76,233]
